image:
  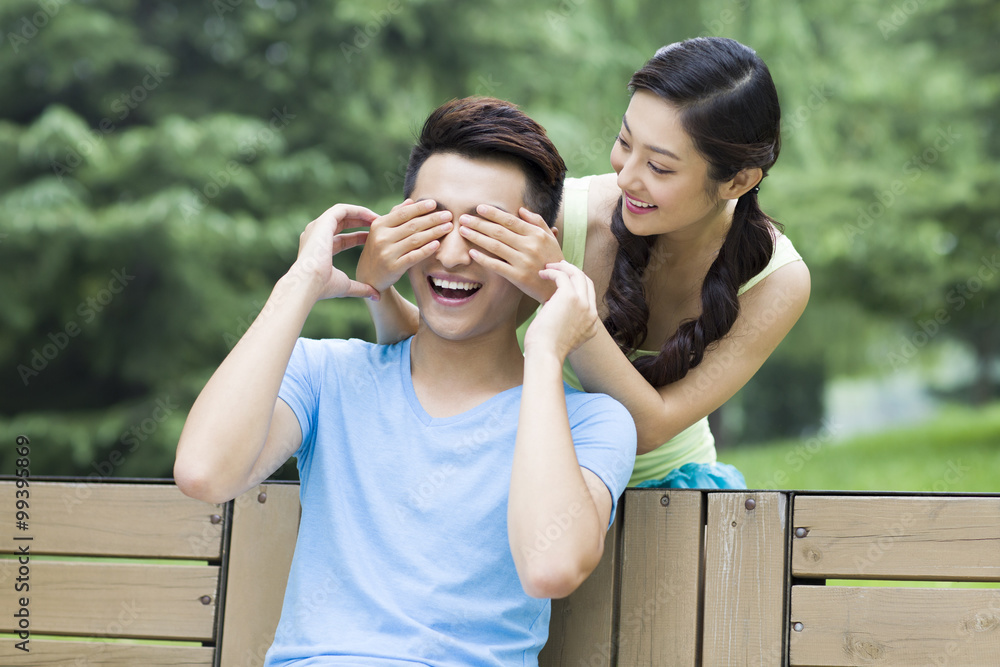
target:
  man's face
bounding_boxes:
[406,152,527,343]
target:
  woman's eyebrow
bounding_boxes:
[622,115,682,162]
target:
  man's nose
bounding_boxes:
[435,222,472,268]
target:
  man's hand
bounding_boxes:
[290,203,381,302]
[356,198,454,296]
[460,205,564,303]
[523,261,599,361]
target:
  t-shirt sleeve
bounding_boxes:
[567,392,637,527]
[278,338,321,463]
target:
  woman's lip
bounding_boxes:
[624,193,658,215]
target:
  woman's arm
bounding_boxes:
[174,204,379,503]
[508,262,613,600]
[356,199,454,343]
[569,261,811,454]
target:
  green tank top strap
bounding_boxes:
[737,233,802,295]
[560,176,591,271]
[516,177,591,390]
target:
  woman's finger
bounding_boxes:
[397,240,443,269]
[518,207,551,230]
[475,204,532,233]
[469,248,519,281]
[459,225,519,264]
[380,199,439,229]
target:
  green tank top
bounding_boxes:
[516,176,803,486]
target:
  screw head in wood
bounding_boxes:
[200,595,212,605]
[257,492,267,503]
[744,498,756,510]
[793,622,804,632]
[660,495,670,507]
[795,527,808,538]
[210,514,222,524]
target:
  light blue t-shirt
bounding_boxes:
[264,336,636,667]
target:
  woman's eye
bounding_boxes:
[649,164,672,175]
[616,135,630,149]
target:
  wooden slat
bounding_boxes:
[219,483,301,667]
[702,492,788,667]
[616,489,703,667]
[0,561,219,641]
[0,481,224,559]
[540,512,620,667]
[790,585,1000,666]
[793,496,1000,580]
[0,639,214,666]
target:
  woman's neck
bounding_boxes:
[653,198,736,270]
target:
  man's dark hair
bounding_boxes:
[404,97,566,226]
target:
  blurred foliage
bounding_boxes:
[725,401,1000,492]
[0,0,997,478]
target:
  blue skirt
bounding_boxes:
[633,461,747,489]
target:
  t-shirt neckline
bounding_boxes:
[399,337,523,427]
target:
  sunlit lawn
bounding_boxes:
[720,401,1000,493]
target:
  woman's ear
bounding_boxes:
[719,167,763,200]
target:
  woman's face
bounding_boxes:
[609,90,725,237]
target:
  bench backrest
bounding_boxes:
[0,480,298,667]
[542,490,1000,667]
[3,482,997,666]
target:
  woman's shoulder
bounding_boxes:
[586,173,621,224]
[738,230,811,304]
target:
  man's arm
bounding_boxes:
[173,204,378,504]
[508,262,626,600]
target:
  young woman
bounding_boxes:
[357,37,810,488]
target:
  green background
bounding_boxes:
[1,0,997,489]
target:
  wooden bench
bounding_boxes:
[2,480,998,666]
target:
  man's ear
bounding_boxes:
[719,167,763,200]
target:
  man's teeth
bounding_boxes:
[627,195,655,209]
[431,278,482,291]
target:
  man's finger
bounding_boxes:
[332,231,370,253]
[323,203,379,228]
[539,266,572,291]
[340,279,380,300]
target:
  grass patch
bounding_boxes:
[720,401,1000,492]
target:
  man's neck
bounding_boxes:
[408,326,525,419]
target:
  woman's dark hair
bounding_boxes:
[603,37,783,386]
[404,97,566,226]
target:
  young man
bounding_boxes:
[174,97,636,666]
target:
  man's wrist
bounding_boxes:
[522,345,566,374]
[276,266,324,305]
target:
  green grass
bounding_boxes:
[720,401,1000,492]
